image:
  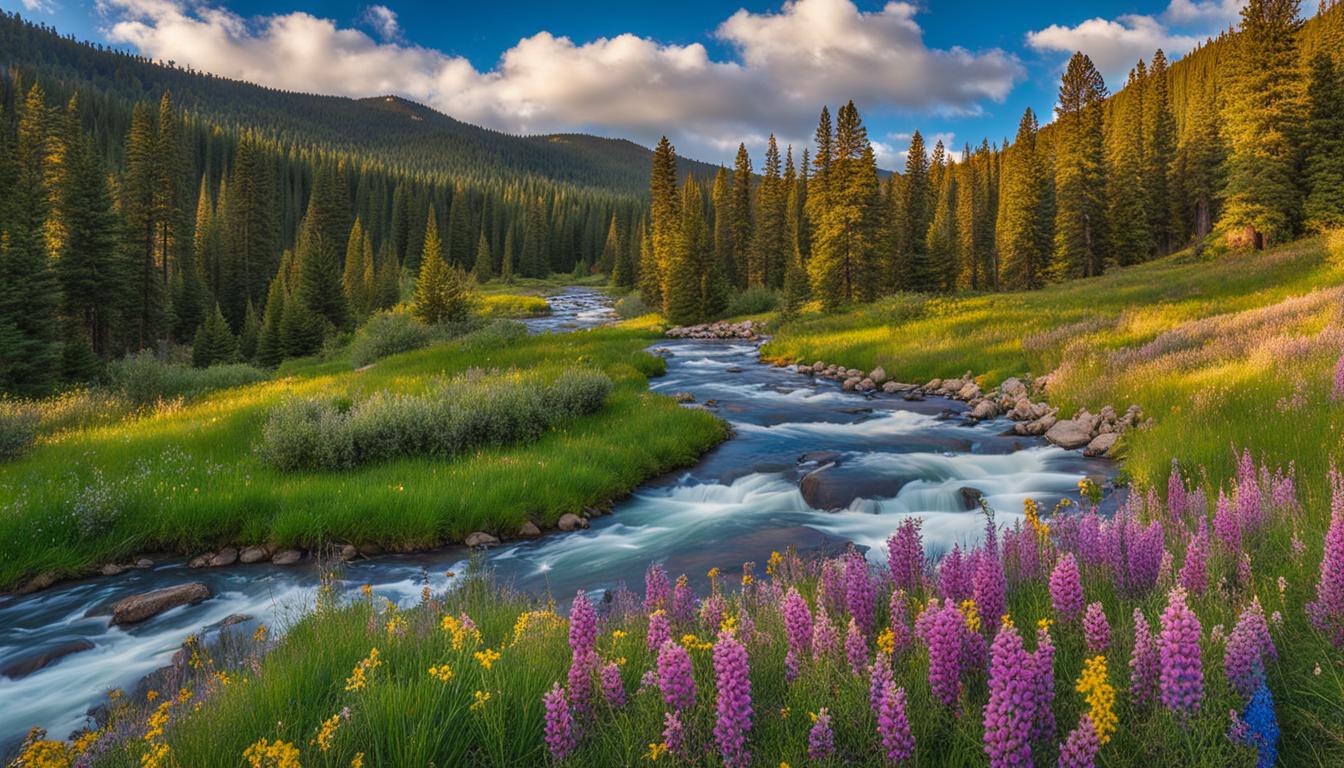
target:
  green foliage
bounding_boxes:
[1053,52,1109,280]
[191,304,238,368]
[107,352,267,406]
[612,294,651,319]
[348,312,434,368]
[726,285,779,317]
[1305,50,1344,231]
[476,294,550,319]
[412,208,472,325]
[0,400,39,461]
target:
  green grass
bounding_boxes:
[0,325,727,589]
[476,274,610,297]
[764,237,1344,495]
[476,293,553,318]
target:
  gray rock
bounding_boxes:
[847,368,863,379]
[134,558,153,569]
[957,382,982,401]
[842,377,860,391]
[209,547,238,567]
[464,531,500,548]
[1045,419,1093,449]
[111,583,211,625]
[1000,377,1027,399]
[239,546,269,564]
[15,572,57,595]
[271,549,302,566]
[796,364,812,375]
[673,392,696,403]
[100,563,124,577]
[925,378,943,392]
[557,513,588,532]
[1084,432,1120,457]
[857,378,875,392]
[518,521,542,538]
[187,553,213,568]
[882,381,901,393]
[869,367,887,385]
[958,487,986,511]
[338,544,359,561]
[1,640,95,680]
[903,391,925,402]
[970,401,999,420]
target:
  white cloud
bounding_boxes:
[360,5,400,42]
[95,0,1024,163]
[21,0,59,13]
[1162,0,1246,27]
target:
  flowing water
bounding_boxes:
[0,287,1115,747]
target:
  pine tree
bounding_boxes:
[412,206,469,323]
[343,218,369,318]
[192,303,237,368]
[238,300,260,362]
[153,92,189,306]
[973,140,999,287]
[1221,0,1305,247]
[711,167,733,288]
[787,147,811,267]
[221,136,278,324]
[446,186,473,267]
[926,155,958,291]
[998,109,1050,290]
[1053,52,1108,279]
[750,135,787,287]
[729,143,753,288]
[122,99,163,349]
[666,178,706,325]
[901,130,933,290]
[809,102,879,307]
[473,231,493,282]
[1304,50,1344,230]
[1107,65,1152,267]
[255,272,287,367]
[292,194,348,332]
[649,136,681,311]
[500,227,516,284]
[600,215,620,281]
[1143,50,1180,253]
[1172,75,1225,240]
[611,215,634,288]
[955,144,980,289]
[637,222,659,306]
[375,243,401,309]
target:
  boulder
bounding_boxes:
[673,392,696,403]
[842,377,860,391]
[209,547,238,567]
[857,378,875,392]
[557,513,589,532]
[464,531,500,548]
[1,640,95,680]
[16,572,57,595]
[1000,377,1027,399]
[923,378,942,392]
[958,487,986,511]
[100,564,124,577]
[1010,398,1034,420]
[1084,432,1120,457]
[271,549,302,566]
[957,382,981,401]
[903,391,925,402]
[187,553,213,568]
[869,367,887,385]
[796,364,812,375]
[799,462,907,511]
[518,521,542,539]
[238,546,269,564]
[882,381,902,393]
[111,583,211,625]
[337,544,359,561]
[970,401,999,420]
[1044,420,1093,450]
[134,558,154,569]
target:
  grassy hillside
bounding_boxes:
[0,324,727,590]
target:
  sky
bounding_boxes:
[3,0,1252,168]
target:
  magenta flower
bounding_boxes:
[600,661,625,709]
[919,598,966,707]
[845,617,868,676]
[663,710,684,755]
[647,610,671,654]
[569,589,597,659]
[700,593,728,632]
[1179,519,1209,596]
[1084,602,1110,654]
[890,589,913,656]
[1307,468,1344,647]
[782,587,813,660]
[974,520,1007,630]
[1236,449,1262,534]
[808,707,835,761]
[1050,553,1085,623]
[1168,460,1188,521]
[940,543,973,603]
[845,550,877,636]
[870,651,893,715]
[888,517,925,594]
[983,621,1035,768]
[877,682,915,764]
[1225,597,1277,702]
[712,629,753,768]
[1031,622,1057,744]
[820,559,846,616]
[566,650,595,717]
[644,563,671,614]
[670,575,694,624]
[812,602,839,660]
[1159,587,1204,717]
[542,682,576,761]
[1129,608,1160,707]
[1057,715,1100,768]
[1214,490,1241,553]
[656,639,696,712]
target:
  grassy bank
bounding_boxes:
[0,324,727,590]
[764,237,1344,497]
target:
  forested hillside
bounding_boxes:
[635,0,1344,324]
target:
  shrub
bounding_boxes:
[613,294,650,319]
[478,294,551,318]
[108,352,268,406]
[461,320,529,351]
[726,286,778,317]
[540,369,613,419]
[348,312,435,368]
[257,397,355,472]
[0,400,40,461]
[1327,229,1344,271]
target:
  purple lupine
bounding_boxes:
[700,593,728,633]
[670,575,695,624]
[1050,553,1085,624]
[569,590,597,658]
[663,711,684,756]
[782,588,813,661]
[712,629,753,768]
[845,617,868,676]
[736,604,756,643]
[889,589,913,656]
[940,543,973,603]
[870,651,893,715]
[845,550,877,636]
[820,559,846,616]
[647,610,671,654]
[1129,608,1160,707]
[1213,490,1241,553]
[656,639,696,712]
[1225,597,1277,701]
[1127,518,1166,596]
[1168,460,1188,521]
[888,518,925,594]
[1179,519,1210,596]
[644,563,671,614]
[1084,602,1110,654]
[812,602,839,660]
[807,707,835,761]
[1307,468,1344,647]
[1236,449,1263,534]
[1333,352,1344,402]
[921,599,966,707]
[567,650,595,717]
[1057,715,1100,768]
[877,682,915,764]
[542,682,576,761]
[1187,486,1208,519]
[1159,587,1204,717]
[1031,622,1057,744]
[983,621,1035,768]
[974,520,1007,630]
[599,661,625,709]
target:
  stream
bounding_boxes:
[0,286,1115,748]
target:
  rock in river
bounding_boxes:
[464,531,500,548]
[557,513,589,532]
[1,640,95,680]
[1044,419,1093,450]
[111,583,211,625]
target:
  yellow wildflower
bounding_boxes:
[474,648,501,670]
[384,613,407,638]
[143,702,171,742]
[145,690,159,702]
[344,647,381,692]
[315,713,340,752]
[1075,655,1117,745]
[877,628,895,656]
[351,753,365,768]
[959,599,982,634]
[644,742,669,761]
[612,629,627,639]
[13,729,75,768]
[767,550,783,575]
[140,741,171,768]
[779,706,790,719]
[243,737,301,768]
[429,663,454,682]
[808,711,819,724]
[175,688,192,705]
[360,583,373,598]
[471,690,491,712]
[707,567,721,580]
[253,625,268,644]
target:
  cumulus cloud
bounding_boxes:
[360,5,400,42]
[95,0,1023,162]
[21,0,59,13]
[1162,0,1247,27]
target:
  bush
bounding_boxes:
[460,320,528,351]
[1327,228,1344,271]
[348,312,435,368]
[259,368,613,471]
[726,286,778,317]
[108,352,268,406]
[613,294,650,319]
[0,400,40,461]
[477,294,551,318]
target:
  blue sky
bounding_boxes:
[4,1,1249,167]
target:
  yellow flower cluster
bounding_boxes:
[959,599,982,634]
[1023,498,1050,541]
[474,647,501,670]
[766,550,783,575]
[243,737,301,768]
[140,742,171,768]
[877,627,896,655]
[644,741,669,761]
[351,753,364,768]
[611,629,627,640]
[680,633,713,651]
[1075,655,1117,745]
[428,663,454,682]
[441,614,480,650]
[720,614,738,635]
[509,608,565,646]
[384,613,407,638]
[315,713,340,752]
[344,647,381,692]
[11,727,90,768]
[471,690,492,712]
[253,624,269,644]
[143,702,171,743]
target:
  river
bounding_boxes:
[0,286,1114,748]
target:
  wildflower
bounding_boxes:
[569,590,598,659]
[811,602,838,660]
[1050,553,1085,624]
[344,648,381,692]
[644,563,672,613]
[973,518,1007,634]
[470,690,491,712]
[807,707,835,761]
[889,589,912,656]
[713,629,753,768]
[612,629,627,640]
[700,593,728,631]
[663,711,685,755]
[1031,621,1058,744]
[767,550,783,576]
[567,648,595,718]
[1333,353,1344,402]
[144,702,171,742]
[1307,468,1344,646]
[1057,715,1101,768]
[1214,490,1240,553]
[351,754,364,768]
[782,588,813,666]
[1129,609,1160,707]
[939,543,972,602]
[845,618,868,676]
[253,624,268,644]
[869,651,893,715]
[474,647,501,670]
[708,566,721,583]
[542,682,576,761]
[1180,519,1210,596]
[1167,460,1188,520]
[1229,682,1279,768]
[1225,598,1277,702]
[242,738,301,768]
[918,598,966,707]
[1075,655,1117,745]
[647,609,672,654]
[983,622,1035,767]
[845,550,877,635]
[1083,602,1110,653]
[428,664,454,682]
[877,627,895,656]
[657,639,697,712]
[671,575,694,624]
[141,742,171,768]
[1159,587,1204,717]
[877,682,915,764]
[887,517,924,593]
[600,661,625,709]
[644,742,668,762]
[960,599,982,635]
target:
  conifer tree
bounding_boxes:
[122,99,163,348]
[343,218,369,318]
[192,303,237,368]
[927,155,958,291]
[1143,50,1180,253]
[729,144,754,288]
[500,228,516,284]
[153,92,189,298]
[600,215,620,280]
[750,135,787,287]
[472,231,493,283]
[447,186,474,267]
[238,300,260,362]
[292,194,348,332]
[666,178,706,325]
[901,130,933,290]
[809,102,879,307]
[1053,52,1108,279]
[1304,50,1344,230]
[711,167,733,285]
[221,136,278,324]
[1221,0,1304,247]
[412,206,469,323]
[973,140,999,286]
[998,109,1050,290]
[637,222,659,307]
[955,144,980,289]
[787,147,811,267]
[254,272,287,367]
[649,136,681,310]
[1107,65,1152,267]
[1172,76,1225,240]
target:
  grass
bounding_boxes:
[0,325,727,590]
[476,294,553,318]
[764,237,1344,496]
[476,274,609,297]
